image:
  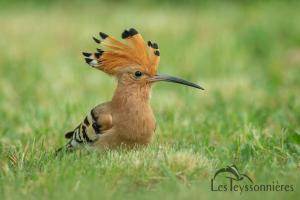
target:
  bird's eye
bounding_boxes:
[134,71,143,78]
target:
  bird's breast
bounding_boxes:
[113,103,156,145]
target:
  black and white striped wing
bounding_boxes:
[62,103,112,151]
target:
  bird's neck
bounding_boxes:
[110,82,156,144]
[111,82,152,109]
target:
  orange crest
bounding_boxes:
[83,28,160,76]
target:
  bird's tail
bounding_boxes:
[54,142,73,155]
[55,128,82,155]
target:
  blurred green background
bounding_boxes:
[0,1,300,200]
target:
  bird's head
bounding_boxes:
[83,28,204,90]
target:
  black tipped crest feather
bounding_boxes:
[85,58,93,64]
[97,48,104,53]
[148,40,159,50]
[152,43,159,49]
[99,32,108,39]
[129,28,138,36]
[92,37,101,43]
[82,52,92,57]
[122,28,138,39]
[95,52,101,59]
[121,30,130,39]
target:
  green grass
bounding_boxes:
[1,1,300,199]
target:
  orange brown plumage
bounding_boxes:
[57,28,203,154]
[84,28,160,76]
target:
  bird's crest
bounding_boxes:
[83,28,160,76]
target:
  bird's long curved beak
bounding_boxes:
[148,74,204,90]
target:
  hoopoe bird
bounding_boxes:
[57,28,204,153]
